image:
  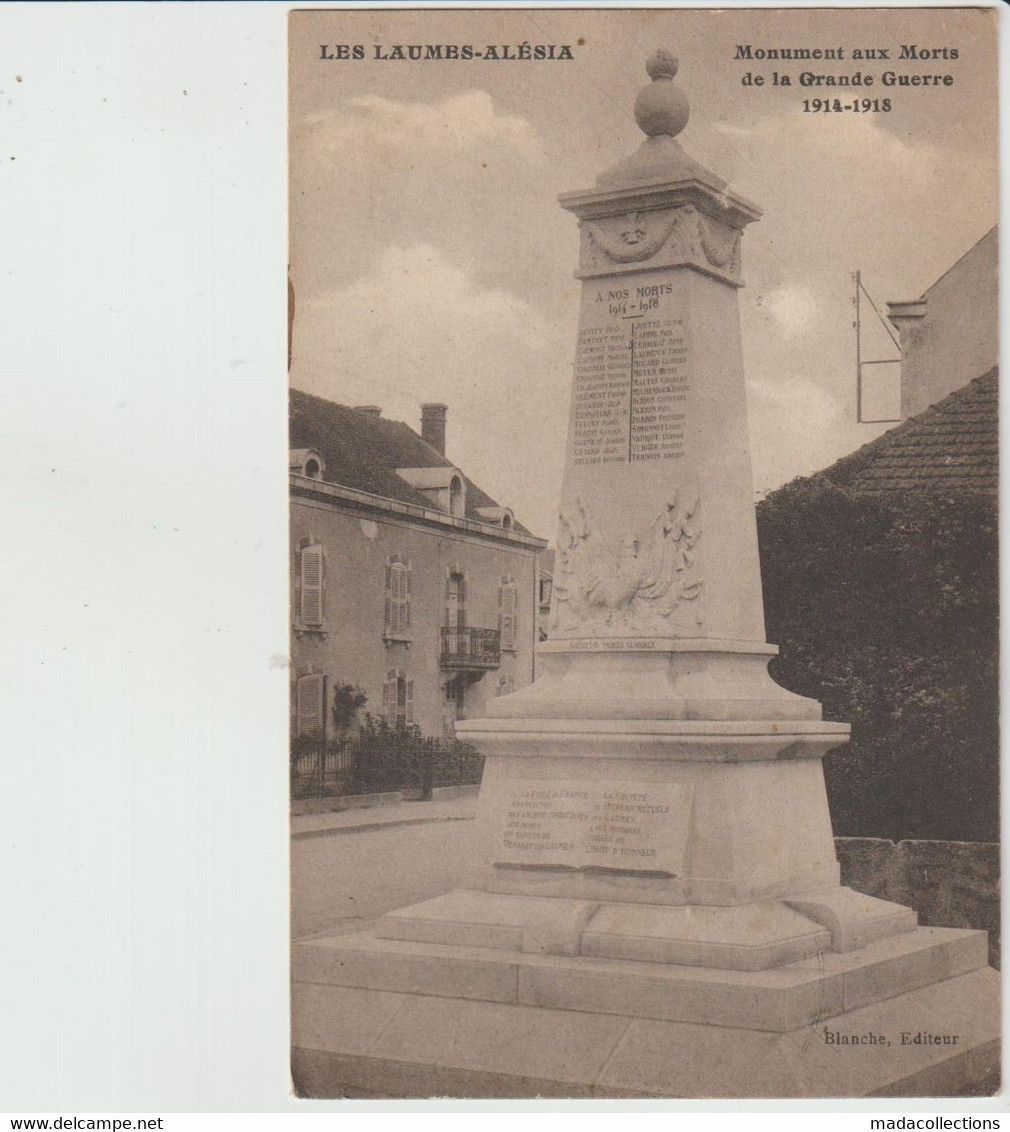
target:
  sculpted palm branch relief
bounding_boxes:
[551,492,703,636]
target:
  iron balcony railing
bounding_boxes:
[439,626,501,669]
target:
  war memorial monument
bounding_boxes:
[291,52,999,1099]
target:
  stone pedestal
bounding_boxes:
[291,51,999,1097]
[292,928,997,1098]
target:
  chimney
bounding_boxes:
[353,405,382,418]
[421,402,448,456]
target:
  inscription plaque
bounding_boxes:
[571,279,690,469]
[494,779,691,875]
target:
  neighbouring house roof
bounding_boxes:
[822,368,998,496]
[289,388,538,536]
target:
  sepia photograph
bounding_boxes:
[4,0,1007,1119]
[286,4,1000,1100]
[286,6,1000,1100]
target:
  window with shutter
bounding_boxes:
[300,544,324,628]
[382,669,397,720]
[391,566,403,633]
[385,560,412,637]
[296,672,326,737]
[446,572,466,631]
[499,580,517,651]
[383,670,411,726]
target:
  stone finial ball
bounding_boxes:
[634,51,689,137]
[645,49,679,80]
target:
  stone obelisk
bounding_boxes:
[449,50,860,928]
[292,54,999,1098]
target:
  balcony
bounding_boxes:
[440,626,501,670]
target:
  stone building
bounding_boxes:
[887,226,997,420]
[289,390,546,740]
[837,223,998,495]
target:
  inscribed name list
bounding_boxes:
[496,779,691,874]
[571,281,690,468]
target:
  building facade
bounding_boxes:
[290,392,546,740]
[887,226,998,420]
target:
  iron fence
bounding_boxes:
[290,740,355,798]
[291,730,484,800]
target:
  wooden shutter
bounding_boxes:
[387,563,409,634]
[297,673,326,737]
[500,581,517,650]
[405,679,414,724]
[395,674,407,724]
[390,567,400,633]
[300,545,323,627]
[382,670,397,720]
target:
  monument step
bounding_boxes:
[582,900,830,969]
[291,966,999,1098]
[375,887,915,971]
[293,924,988,1033]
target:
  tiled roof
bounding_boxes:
[289,388,536,535]
[824,368,998,495]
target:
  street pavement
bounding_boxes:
[291,796,478,938]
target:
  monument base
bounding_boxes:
[291,924,999,1098]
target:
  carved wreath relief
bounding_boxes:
[551,492,703,636]
[582,205,741,282]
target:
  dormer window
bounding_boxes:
[290,448,326,479]
[395,466,467,516]
[449,475,464,518]
[475,506,515,530]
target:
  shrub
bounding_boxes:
[331,682,368,736]
[757,477,998,842]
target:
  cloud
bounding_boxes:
[305,90,547,166]
[711,108,995,293]
[293,243,574,538]
[746,374,847,493]
[298,243,556,385]
[292,90,563,313]
[759,284,820,340]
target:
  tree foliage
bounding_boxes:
[756,477,998,842]
[331,682,368,735]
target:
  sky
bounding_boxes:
[288,8,999,541]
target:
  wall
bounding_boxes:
[837,837,1000,968]
[895,228,998,419]
[291,494,538,738]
